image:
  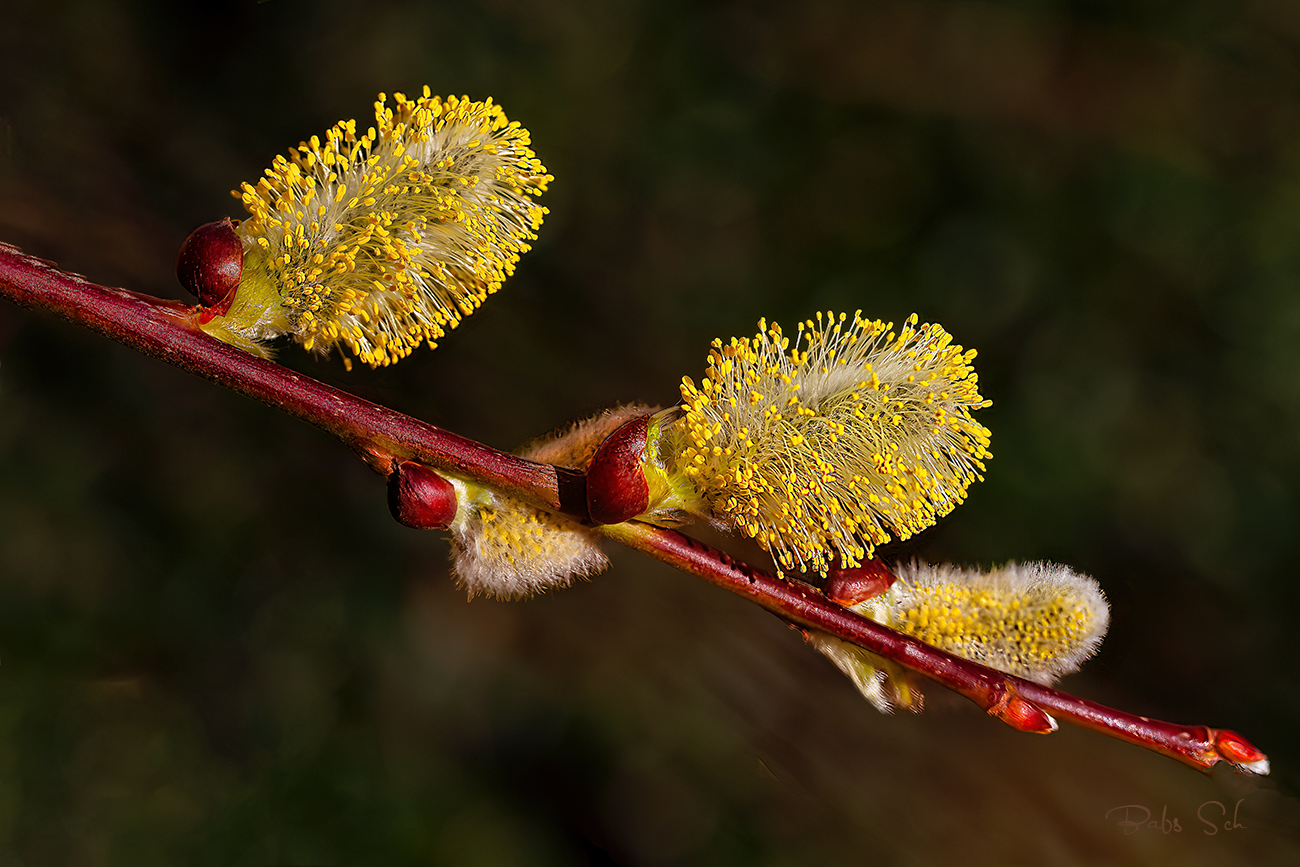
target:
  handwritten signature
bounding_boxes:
[1105,799,1247,835]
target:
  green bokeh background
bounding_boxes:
[2,0,1300,863]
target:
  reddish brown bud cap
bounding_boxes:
[587,414,651,525]
[389,460,458,530]
[177,219,243,313]
[825,558,897,605]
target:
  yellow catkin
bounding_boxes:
[452,502,605,601]
[809,560,1109,713]
[203,87,551,366]
[670,311,992,576]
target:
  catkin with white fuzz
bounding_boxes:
[810,560,1109,713]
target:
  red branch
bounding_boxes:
[0,243,585,514]
[0,241,1269,776]
[602,522,1265,773]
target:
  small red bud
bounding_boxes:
[825,558,897,605]
[177,218,243,314]
[1214,729,1270,774]
[389,460,458,530]
[587,414,651,525]
[988,690,1057,734]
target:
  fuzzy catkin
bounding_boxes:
[202,88,550,367]
[810,560,1109,713]
[669,311,991,576]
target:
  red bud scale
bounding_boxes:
[176,218,243,316]
[824,558,897,606]
[388,460,458,530]
[586,414,652,525]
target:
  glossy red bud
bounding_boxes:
[1214,729,1270,774]
[177,218,243,313]
[989,691,1057,734]
[388,460,458,530]
[825,558,897,605]
[587,414,651,525]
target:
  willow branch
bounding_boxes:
[601,522,1264,773]
[0,241,1268,775]
[0,243,584,513]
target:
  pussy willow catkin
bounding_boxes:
[660,311,992,576]
[809,561,1109,713]
[197,87,550,368]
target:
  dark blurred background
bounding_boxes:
[2,0,1300,863]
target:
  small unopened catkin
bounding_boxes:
[449,405,653,600]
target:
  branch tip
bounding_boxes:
[1214,729,1270,776]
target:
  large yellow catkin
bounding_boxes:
[665,311,992,577]
[201,87,551,367]
[809,560,1109,713]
